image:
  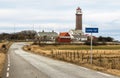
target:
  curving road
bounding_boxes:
[2,42,120,78]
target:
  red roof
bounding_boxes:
[59,32,70,36]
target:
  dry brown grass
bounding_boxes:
[24,44,120,77]
[0,42,7,77]
[24,45,120,56]
[106,69,120,76]
[0,53,6,76]
[0,42,12,77]
[24,45,51,55]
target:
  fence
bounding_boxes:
[51,50,120,70]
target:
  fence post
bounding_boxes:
[73,52,75,60]
[87,55,89,63]
[77,52,79,61]
[51,49,54,57]
[99,54,102,66]
[81,52,84,61]
[70,52,72,61]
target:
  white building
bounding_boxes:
[69,29,87,42]
[35,30,58,42]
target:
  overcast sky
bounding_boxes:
[0,0,120,40]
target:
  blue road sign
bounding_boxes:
[85,28,98,33]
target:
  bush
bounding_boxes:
[85,41,98,46]
[2,44,6,49]
[28,48,31,51]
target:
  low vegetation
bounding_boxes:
[24,44,120,76]
[0,53,6,77]
[0,42,12,77]
[0,30,36,41]
[26,45,120,50]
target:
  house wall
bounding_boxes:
[58,38,71,43]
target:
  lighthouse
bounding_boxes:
[69,7,87,41]
[75,7,82,30]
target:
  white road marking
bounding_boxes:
[97,72,111,77]
[8,55,9,59]
[8,61,10,64]
[8,63,10,67]
[7,67,10,71]
[80,67,89,70]
[6,54,10,77]
[8,54,10,64]
[6,72,9,77]
[8,54,10,66]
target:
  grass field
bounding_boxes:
[24,44,120,76]
[29,45,120,50]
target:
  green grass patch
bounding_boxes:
[38,45,120,50]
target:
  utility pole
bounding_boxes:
[33,24,34,31]
[13,24,16,41]
[39,25,40,32]
[14,24,16,34]
[32,24,35,41]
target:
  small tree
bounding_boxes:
[2,44,6,50]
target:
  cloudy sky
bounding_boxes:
[0,0,120,40]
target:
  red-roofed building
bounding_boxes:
[57,32,71,43]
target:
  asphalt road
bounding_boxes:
[2,42,120,78]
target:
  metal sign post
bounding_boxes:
[90,33,92,64]
[85,28,98,64]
